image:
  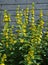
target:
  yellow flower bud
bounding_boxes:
[32,19,35,22]
[31,39,34,42]
[4,15,8,18]
[0,63,5,65]
[40,20,44,25]
[22,29,26,32]
[4,18,8,22]
[25,16,28,18]
[31,55,34,59]
[6,42,8,48]
[14,40,17,44]
[22,25,26,28]
[10,38,14,43]
[6,35,8,39]
[17,20,22,24]
[39,10,43,17]
[17,13,20,16]
[28,61,32,65]
[31,9,34,15]
[23,33,27,37]
[7,29,9,32]
[26,56,30,61]
[10,34,13,36]
[25,8,29,13]
[20,39,24,43]
[3,10,11,22]
[3,54,7,58]
[5,32,8,36]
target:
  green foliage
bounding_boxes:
[0,3,48,65]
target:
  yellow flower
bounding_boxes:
[22,25,26,28]
[26,56,30,61]
[3,18,7,22]
[10,38,14,43]
[1,54,7,62]
[14,40,17,44]
[25,16,28,18]
[10,34,13,36]
[20,11,23,16]
[31,9,34,15]
[40,32,43,35]
[38,38,41,41]
[0,63,5,65]
[9,17,11,21]
[22,29,26,32]
[32,17,35,22]
[28,50,34,56]
[26,19,28,21]
[28,49,35,59]
[17,13,20,16]
[3,16,10,22]
[32,19,35,23]
[31,39,34,42]
[5,32,8,36]
[4,15,8,18]
[6,35,8,39]
[3,54,7,58]
[39,35,42,38]
[28,61,32,65]
[24,8,29,14]
[40,20,44,25]
[3,32,7,36]
[6,42,9,48]
[3,10,11,22]
[31,55,34,59]
[36,37,41,42]
[17,20,22,24]
[7,29,9,32]
[20,39,24,43]
[39,10,43,17]
[32,17,34,20]
[23,33,27,37]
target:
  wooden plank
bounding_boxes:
[1,4,48,10]
[27,0,48,3]
[0,0,26,4]
[0,0,48,4]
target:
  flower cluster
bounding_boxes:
[0,2,48,65]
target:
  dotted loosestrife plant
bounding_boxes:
[0,2,48,65]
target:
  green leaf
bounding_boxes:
[0,43,2,46]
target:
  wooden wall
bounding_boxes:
[0,0,48,31]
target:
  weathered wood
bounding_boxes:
[0,0,48,4]
[0,4,48,10]
[0,0,48,30]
